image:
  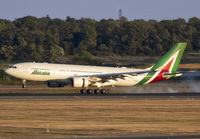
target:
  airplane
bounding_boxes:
[5,42,187,94]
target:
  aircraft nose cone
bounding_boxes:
[4,69,8,75]
[4,69,10,75]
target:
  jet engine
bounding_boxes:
[70,77,91,88]
[47,82,65,87]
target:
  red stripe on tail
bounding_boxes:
[150,59,173,83]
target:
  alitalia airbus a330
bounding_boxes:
[5,43,186,94]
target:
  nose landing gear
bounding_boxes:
[22,80,26,88]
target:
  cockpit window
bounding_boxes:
[9,66,17,69]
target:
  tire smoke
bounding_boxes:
[111,71,200,93]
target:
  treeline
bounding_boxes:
[0,15,200,62]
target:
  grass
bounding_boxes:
[178,63,200,70]
[0,99,200,138]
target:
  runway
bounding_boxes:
[0,92,200,99]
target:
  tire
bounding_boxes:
[22,85,26,88]
[87,89,93,94]
[80,89,86,94]
[100,89,106,94]
[94,89,100,94]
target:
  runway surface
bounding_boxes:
[0,92,200,99]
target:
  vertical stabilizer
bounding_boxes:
[150,43,187,73]
[136,42,187,85]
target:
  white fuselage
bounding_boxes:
[5,62,148,87]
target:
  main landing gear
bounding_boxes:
[80,89,106,94]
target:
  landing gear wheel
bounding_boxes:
[94,89,100,94]
[80,89,87,94]
[22,85,26,88]
[87,89,93,94]
[100,89,106,94]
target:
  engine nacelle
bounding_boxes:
[47,82,65,87]
[71,77,90,88]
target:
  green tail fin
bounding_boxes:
[150,42,187,73]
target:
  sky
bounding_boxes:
[0,0,199,21]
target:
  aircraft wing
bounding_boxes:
[77,70,153,83]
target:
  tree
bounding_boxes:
[15,16,39,31]
[188,17,200,31]
[0,20,16,46]
[72,50,101,65]
[45,45,65,62]
[76,18,97,54]
[192,32,200,53]
[0,16,199,62]
[0,45,16,60]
